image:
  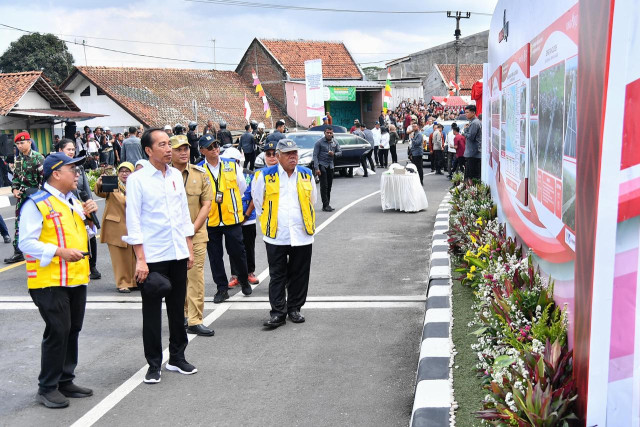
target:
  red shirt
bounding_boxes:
[454,134,466,157]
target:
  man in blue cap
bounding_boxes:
[197,134,252,303]
[19,152,99,408]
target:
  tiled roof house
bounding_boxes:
[60,66,293,131]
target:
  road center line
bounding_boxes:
[70,189,381,427]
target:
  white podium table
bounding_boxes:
[380,172,429,212]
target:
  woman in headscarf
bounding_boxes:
[95,162,137,293]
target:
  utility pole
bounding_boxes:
[446,11,470,95]
[211,38,216,69]
[82,40,88,66]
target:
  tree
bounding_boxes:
[362,66,384,81]
[0,33,74,85]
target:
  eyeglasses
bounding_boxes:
[118,169,132,175]
[265,151,277,157]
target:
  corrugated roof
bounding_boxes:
[322,80,384,88]
[65,66,292,130]
[259,39,362,80]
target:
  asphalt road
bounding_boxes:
[0,149,451,426]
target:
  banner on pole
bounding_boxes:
[304,59,325,117]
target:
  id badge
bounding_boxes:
[215,191,224,204]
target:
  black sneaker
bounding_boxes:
[90,267,101,280]
[241,282,252,296]
[166,360,198,375]
[36,389,69,408]
[213,290,229,303]
[3,235,10,244]
[143,368,161,384]
[58,382,93,398]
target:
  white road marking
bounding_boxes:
[229,301,424,310]
[70,189,381,427]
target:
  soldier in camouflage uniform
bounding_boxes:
[4,132,44,264]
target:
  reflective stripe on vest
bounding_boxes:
[26,192,90,289]
[203,160,244,227]
[259,166,315,238]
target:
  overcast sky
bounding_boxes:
[0,0,498,73]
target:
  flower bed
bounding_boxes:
[447,175,578,426]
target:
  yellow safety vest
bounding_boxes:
[26,190,90,289]
[260,165,315,238]
[202,159,244,227]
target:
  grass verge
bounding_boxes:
[451,263,485,426]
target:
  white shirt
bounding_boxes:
[19,182,97,282]
[252,164,317,247]
[123,163,194,263]
[446,130,456,153]
[380,133,390,149]
[372,127,381,145]
[204,158,247,226]
[87,139,100,153]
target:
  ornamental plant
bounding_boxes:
[448,181,578,425]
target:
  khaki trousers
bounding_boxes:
[107,244,136,289]
[185,241,207,326]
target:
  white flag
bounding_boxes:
[244,94,251,122]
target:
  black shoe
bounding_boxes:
[166,360,197,375]
[3,235,10,244]
[288,311,305,323]
[144,368,161,384]
[263,315,286,328]
[89,267,101,280]
[36,389,69,408]
[241,282,252,296]
[58,382,93,398]
[4,251,24,264]
[322,206,334,212]
[184,317,188,328]
[187,324,215,337]
[436,171,444,175]
[213,290,229,303]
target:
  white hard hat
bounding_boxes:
[104,126,110,131]
[223,147,244,162]
[257,122,265,129]
[164,125,172,130]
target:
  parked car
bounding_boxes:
[421,120,468,165]
[254,131,371,177]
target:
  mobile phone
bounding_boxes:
[81,251,90,257]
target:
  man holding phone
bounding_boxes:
[312,126,341,212]
[19,152,99,408]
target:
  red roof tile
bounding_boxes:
[435,64,484,96]
[0,71,79,115]
[259,39,362,80]
[69,66,292,130]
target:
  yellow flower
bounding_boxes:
[466,250,472,258]
[470,266,476,273]
[467,272,474,280]
[470,234,477,244]
[476,217,483,225]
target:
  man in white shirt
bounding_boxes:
[123,128,196,385]
[372,121,382,167]
[19,152,98,408]
[446,125,457,178]
[252,139,316,328]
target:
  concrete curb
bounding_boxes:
[410,194,454,427]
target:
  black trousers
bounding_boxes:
[231,223,257,275]
[243,151,256,170]
[390,145,398,164]
[379,148,389,168]
[465,157,481,181]
[319,165,333,208]
[143,259,188,370]
[89,236,97,269]
[363,150,375,172]
[207,224,248,291]
[410,155,424,185]
[447,152,456,176]
[265,243,312,317]
[374,146,379,165]
[433,150,444,173]
[29,285,87,393]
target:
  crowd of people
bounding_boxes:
[10,114,321,408]
[6,100,481,408]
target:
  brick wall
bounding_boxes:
[237,40,288,113]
